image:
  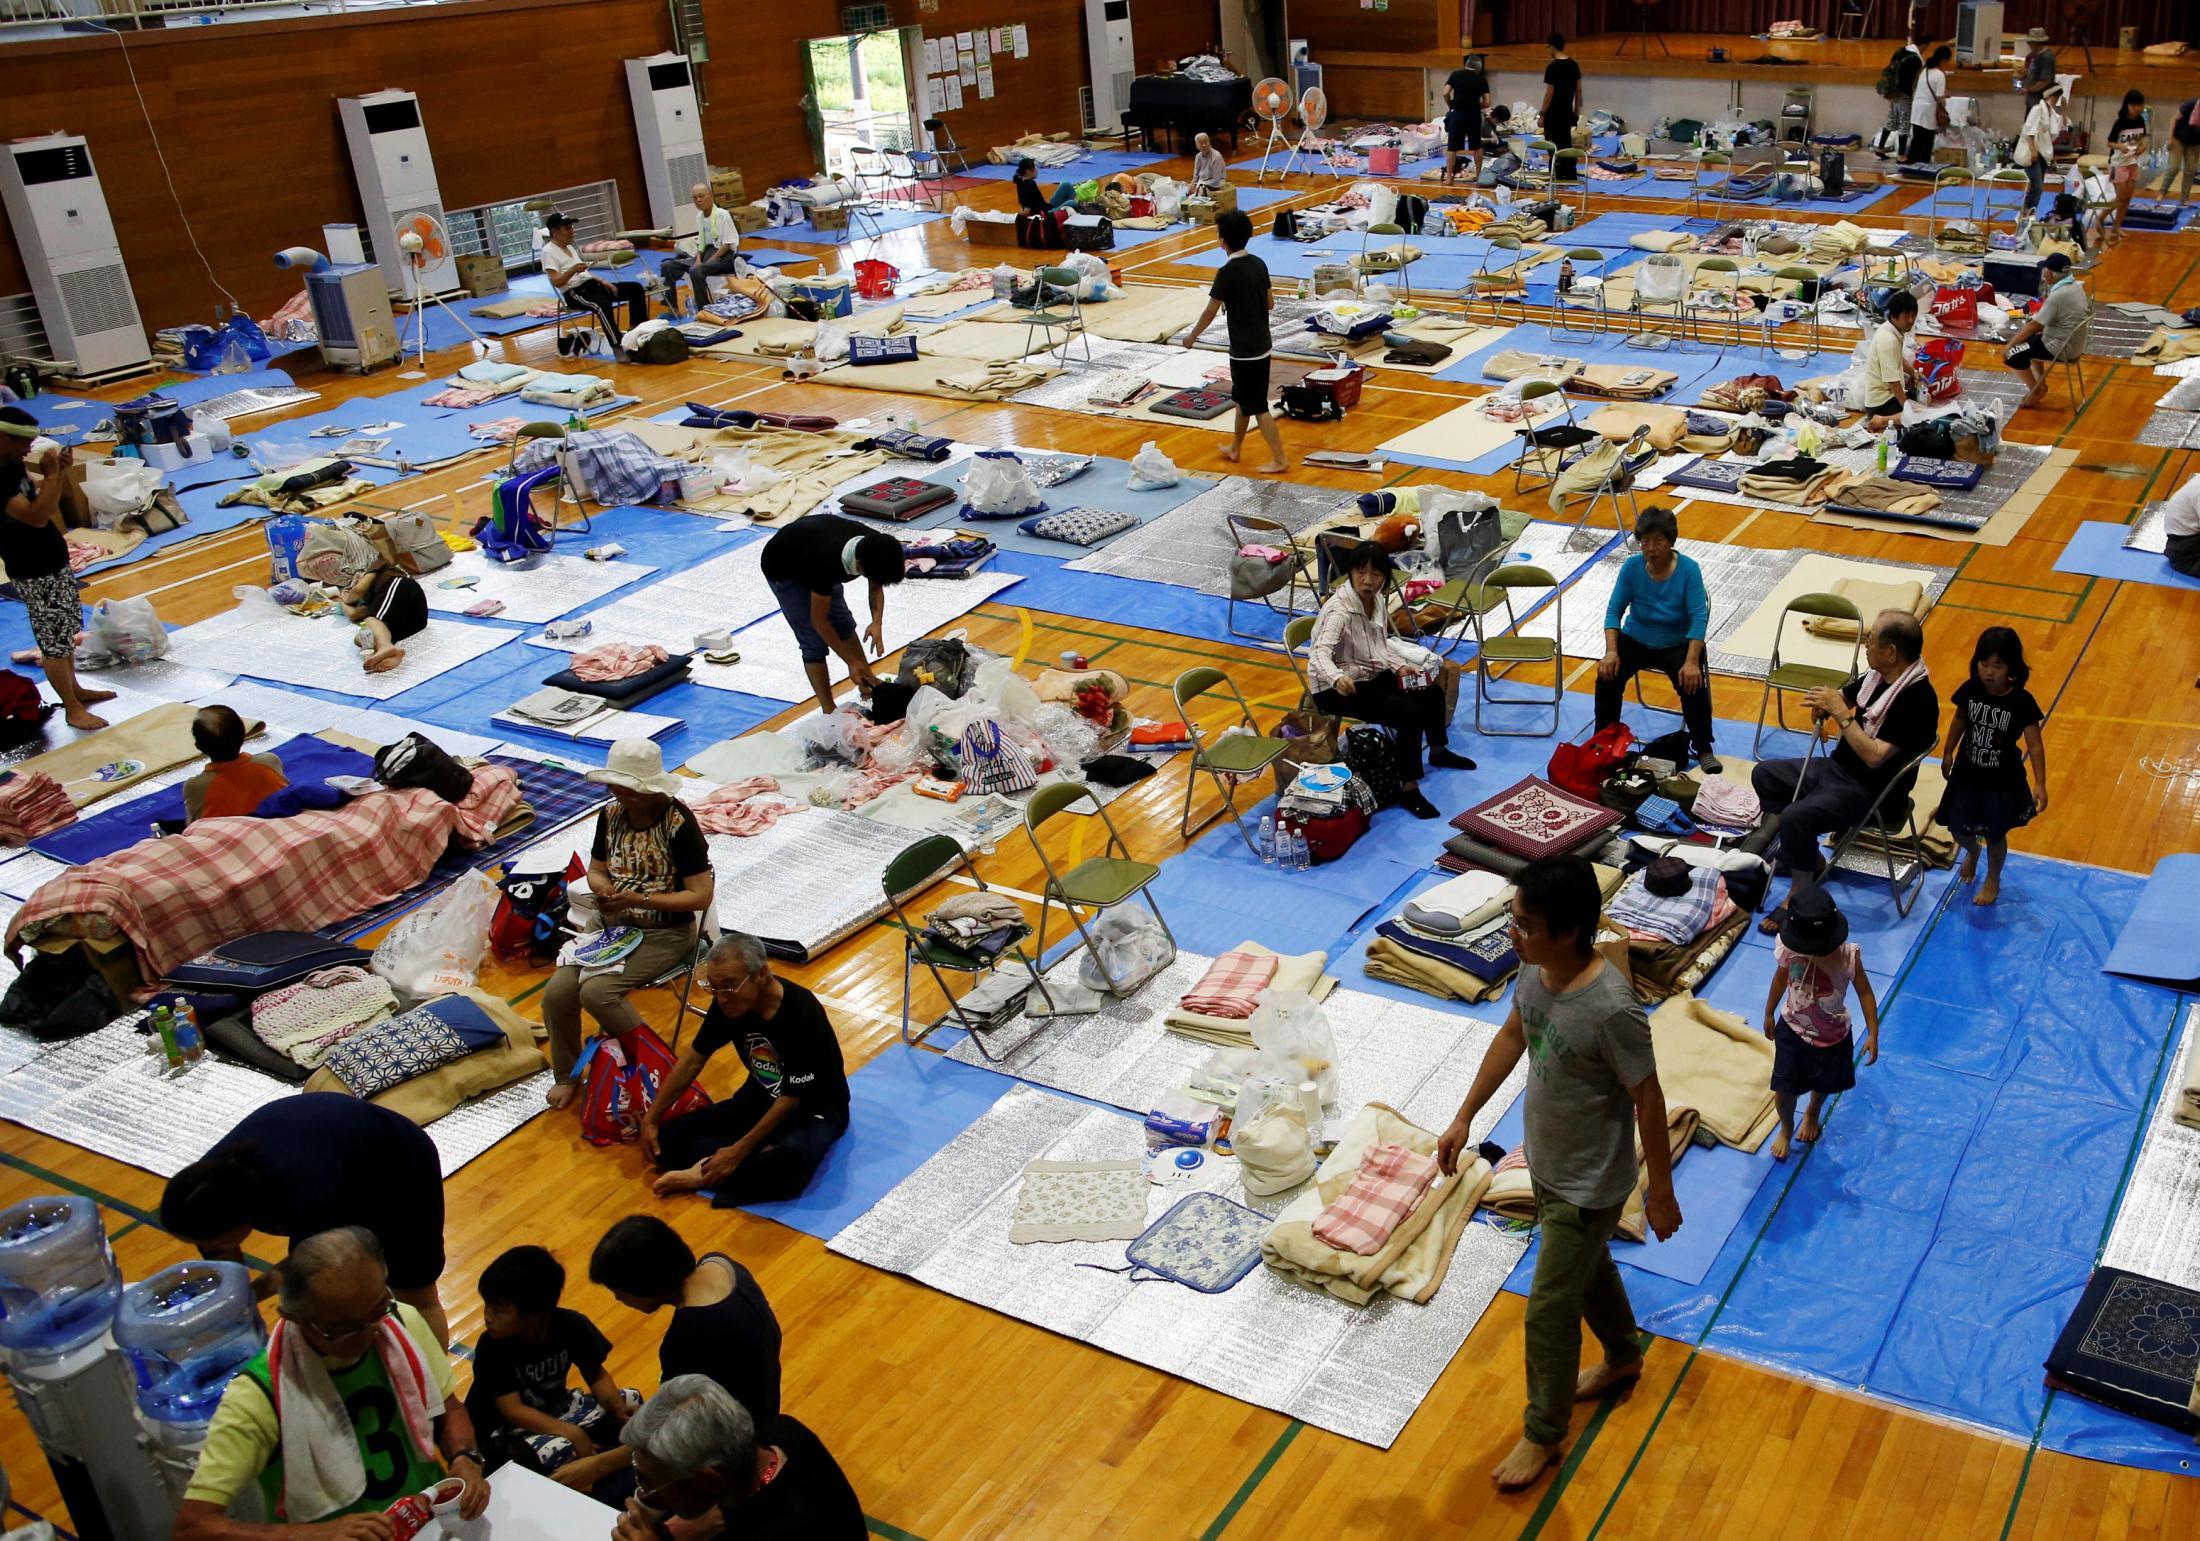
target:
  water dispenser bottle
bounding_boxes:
[0,1196,122,1364]
[114,1261,264,1501]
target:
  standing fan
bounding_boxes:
[1252,76,1294,183]
[1285,86,1341,181]
[392,208,482,377]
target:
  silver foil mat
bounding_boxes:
[2099,1004,2200,1292]
[2157,375,2200,412]
[1951,368,2032,419]
[827,1083,1529,1447]
[1182,296,1353,361]
[185,384,321,421]
[2135,408,2200,450]
[1063,477,1354,594]
[946,949,1527,1145]
[2154,355,2200,380]
[1004,340,1216,412]
[2080,308,2159,361]
[2125,501,2170,555]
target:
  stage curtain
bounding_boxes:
[1486,1,2195,45]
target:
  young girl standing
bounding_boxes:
[1937,626,2049,906]
[2105,90,2149,244]
[1762,886,1879,1160]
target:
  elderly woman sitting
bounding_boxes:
[1306,541,1476,820]
[1594,505,1719,772]
[545,739,717,1111]
[614,1375,863,1540]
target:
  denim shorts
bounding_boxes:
[770,577,856,664]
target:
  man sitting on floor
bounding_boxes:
[2004,252,2090,410]
[660,183,744,317]
[615,1375,863,1541]
[182,705,287,824]
[1751,610,1940,931]
[642,933,851,1205]
[1189,133,1228,196]
[172,1227,489,1538]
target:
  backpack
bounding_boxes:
[374,732,475,803]
[0,670,50,750]
[0,949,122,1043]
[475,468,557,565]
[1395,194,1429,232]
[899,637,975,698]
[633,328,691,365]
[1546,722,1635,801]
[490,855,579,965]
[575,1026,711,1148]
[1343,725,1402,810]
[1876,51,1904,100]
[379,510,451,575]
[1899,419,1956,459]
[1278,383,1341,422]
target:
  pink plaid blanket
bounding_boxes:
[1178,949,1279,1020]
[6,767,520,980]
[1312,1141,1442,1255]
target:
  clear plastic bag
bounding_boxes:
[1076,906,1175,995]
[961,451,1044,517]
[1126,441,1180,491]
[74,597,169,669]
[81,457,164,525]
[1026,701,1100,772]
[792,706,869,766]
[370,870,498,996]
[1248,990,1339,1106]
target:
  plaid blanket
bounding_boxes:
[1312,1141,1441,1256]
[1451,776,1623,862]
[1607,864,1719,946]
[1177,949,1279,1020]
[9,768,522,980]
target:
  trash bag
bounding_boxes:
[1075,906,1175,996]
[82,457,164,525]
[1248,989,1340,1105]
[1125,441,1180,491]
[961,450,1046,518]
[75,597,169,670]
[0,949,123,1042]
[370,869,499,997]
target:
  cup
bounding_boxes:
[695,629,735,652]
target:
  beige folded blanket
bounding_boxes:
[1363,936,1513,1003]
[1483,1105,1700,1242]
[1261,1102,1492,1305]
[1649,993,1778,1152]
[1486,349,1585,383]
[1163,943,1338,1044]
[1586,403,1690,452]
[1803,573,1927,640]
[1629,230,1694,253]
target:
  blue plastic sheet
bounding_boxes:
[961,150,1173,181]
[2053,523,2200,591]
[2105,854,2200,983]
[29,735,370,865]
[1147,830,1420,961]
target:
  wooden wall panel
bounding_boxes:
[1137,1,1229,74]
[1324,63,1432,119]
[1294,0,1442,56]
[885,0,1091,154]
[0,0,807,333]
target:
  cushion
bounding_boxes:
[1019,507,1138,546]
[847,333,920,366]
[839,477,958,520]
[202,1011,313,1083]
[1450,776,1624,862]
[165,932,374,993]
[305,990,541,1121]
[1150,388,1235,420]
[541,654,692,704]
[1629,231,1694,252]
[1892,455,1985,490]
[2044,1266,2200,1433]
[1802,575,1926,640]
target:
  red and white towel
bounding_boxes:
[1178,949,1279,1020]
[1313,1141,1441,1255]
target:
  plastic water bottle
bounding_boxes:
[1878,425,1894,473]
[152,1005,183,1069]
[1291,826,1311,873]
[1258,814,1277,866]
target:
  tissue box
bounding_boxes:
[142,433,214,471]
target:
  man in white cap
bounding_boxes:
[542,739,717,1111]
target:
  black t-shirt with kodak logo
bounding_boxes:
[693,979,850,1126]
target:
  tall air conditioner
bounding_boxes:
[0,133,152,383]
[1084,0,1137,131]
[336,89,458,299]
[1957,1,2004,66]
[627,52,707,238]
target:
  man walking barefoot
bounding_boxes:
[1187,209,1289,475]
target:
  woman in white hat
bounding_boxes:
[543,739,717,1110]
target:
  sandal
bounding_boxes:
[1757,903,1788,938]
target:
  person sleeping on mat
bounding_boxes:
[341,566,428,674]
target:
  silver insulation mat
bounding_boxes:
[827,1083,1529,1447]
[2125,501,2171,555]
[946,951,1528,1144]
[2099,1004,2200,1292]
[184,384,321,421]
[1063,477,1353,594]
[1004,341,1220,413]
[2081,308,2161,361]
[2135,408,2200,450]
[2156,375,2200,412]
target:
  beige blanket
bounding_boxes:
[1261,1102,1492,1305]
[624,422,892,524]
[24,701,262,810]
[302,989,545,1126]
[1802,574,1926,640]
[1586,403,1690,451]
[809,354,1061,402]
[969,284,1211,344]
[1163,943,1339,1045]
[1483,1105,1700,1242]
[1364,935,1513,1003]
[1649,993,1778,1152]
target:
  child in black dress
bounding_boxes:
[1936,626,2050,906]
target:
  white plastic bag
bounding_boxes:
[190,410,233,453]
[74,597,169,670]
[371,870,499,996]
[81,457,164,525]
[1234,1102,1316,1196]
[1126,441,1180,491]
[1249,990,1339,1106]
[1148,177,1184,222]
[1076,906,1175,995]
[961,451,1044,517]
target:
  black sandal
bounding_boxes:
[1757,903,1788,938]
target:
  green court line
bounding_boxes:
[1932,599,2084,625]
[111,1218,145,1240]
[506,978,550,1008]
[0,1148,160,1225]
[1203,1418,1303,1540]
[971,606,1301,671]
[865,1514,933,1541]
[1517,1331,1653,1540]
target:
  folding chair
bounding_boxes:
[1976,165,2031,229]
[1547,247,1610,337]
[1549,427,1649,542]
[1520,139,1560,203]
[1472,234,1532,324]
[1550,147,1589,217]
[1687,256,1745,349]
[882,147,941,212]
[1752,592,1862,754]
[1690,151,1731,221]
[1628,252,1687,350]
[1835,0,1877,41]
[1471,563,1564,735]
[923,118,972,176]
[1509,379,1597,494]
[1823,745,1935,916]
[1025,782,1176,994]
[1174,667,1290,851]
[1281,614,1334,725]
[1716,144,1782,221]
[1407,540,1521,658]
[1223,511,1315,638]
[635,910,717,1053]
[502,424,596,538]
[845,143,896,210]
[1360,221,1416,300]
[1761,264,1823,361]
[1926,165,1971,249]
[2046,316,2090,405]
[885,833,1052,1057]
[1021,264,1091,364]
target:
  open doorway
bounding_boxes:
[803,29,923,177]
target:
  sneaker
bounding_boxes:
[1429,748,1478,771]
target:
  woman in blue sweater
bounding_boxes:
[1594,506,1719,771]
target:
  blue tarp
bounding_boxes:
[2054,523,2200,592]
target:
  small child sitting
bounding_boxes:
[468,1245,639,1490]
[1760,886,1880,1160]
[340,565,427,674]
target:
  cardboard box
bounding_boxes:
[1185,199,1219,225]
[730,205,770,234]
[963,216,1021,247]
[455,253,507,298]
[1209,183,1238,214]
[809,203,851,232]
[711,168,747,205]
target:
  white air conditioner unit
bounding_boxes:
[628,53,708,238]
[1957,1,2003,66]
[0,133,151,383]
[304,263,399,372]
[1084,0,1136,130]
[337,89,458,299]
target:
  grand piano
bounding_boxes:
[1124,72,1253,153]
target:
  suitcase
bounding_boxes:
[1302,364,1366,411]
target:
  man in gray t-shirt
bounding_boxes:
[2005,251,2089,410]
[1439,855,1681,1492]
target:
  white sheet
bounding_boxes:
[163,606,518,702]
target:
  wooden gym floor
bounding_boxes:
[3,123,2198,1541]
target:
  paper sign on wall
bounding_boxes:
[977,61,995,100]
[994,26,1010,52]
[958,50,977,85]
[945,74,964,110]
[923,37,940,72]
[1013,23,1029,58]
[955,30,971,49]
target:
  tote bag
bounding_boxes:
[958,720,1038,794]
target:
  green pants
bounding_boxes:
[1523,1188,1641,1446]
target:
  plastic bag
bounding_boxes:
[1234,1102,1316,1196]
[1248,990,1338,1106]
[82,457,164,525]
[74,596,168,669]
[1076,906,1175,996]
[961,450,1045,517]
[712,448,782,493]
[1149,180,1183,222]
[792,705,870,765]
[1027,701,1100,772]
[812,320,851,363]
[189,410,232,453]
[1126,441,1180,491]
[370,870,499,997]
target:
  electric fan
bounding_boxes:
[392,208,482,376]
[1252,76,1293,183]
[1285,86,1341,181]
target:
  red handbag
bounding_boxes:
[575,1026,710,1148]
[1546,722,1635,801]
[1297,806,1370,863]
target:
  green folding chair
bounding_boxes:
[1687,256,1744,349]
[1823,745,1935,917]
[1022,264,1091,364]
[1359,221,1416,301]
[883,833,1051,1058]
[1753,592,1862,754]
[1510,380,1596,494]
[1547,248,1610,338]
[1471,563,1563,736]
[1024,782,1176,995]
[1762,264,1823,362]
[1173,666,1289,851]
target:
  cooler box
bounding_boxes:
[1303,365,1367,411]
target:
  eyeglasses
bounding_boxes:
[283,1294,396,1343]
[704,971,763,1000]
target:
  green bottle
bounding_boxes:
[152,1005,183,1068]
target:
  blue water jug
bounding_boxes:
[0,1195,123,1363]
[114,1261,264,1426]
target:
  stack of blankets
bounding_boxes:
[1164,942,1336,1046]
[0,772,78,844]
[1605,862,1747,1002]
[1365,870,1519,1003]
[1481,212,1550,243]
[1807,221,1871,263]
[1738,455,1844,504]
[1937,221,1987,255]
[1569,364,1681,401]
